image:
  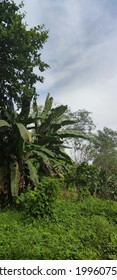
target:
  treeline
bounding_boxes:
[63,109,117,201]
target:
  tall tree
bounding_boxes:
[0,0,49,123]
[0,0,49,200]
[92,127,117,173]
[85,127,117,197]
[64,109,95,162]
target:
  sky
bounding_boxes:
[14,0,117,131]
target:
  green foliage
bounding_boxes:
[0,1,88,205]
[16,177,61,218]
[25,159,39,187]
[75,162,100,199]
[106,173,117,201]
[31,94,86,172]
[0,0,49,119]
[64,109,96,162]
[16,123,31,143]
[0,0,49,201]
[0,197,117,259]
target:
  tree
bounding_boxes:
[0,0,49,201]
[64,109,95,162]
[85,127,117,198]
[90,127,117,172]
[0,0,49,122]
[28,94,86,177]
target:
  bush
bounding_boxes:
[16,177,61,218]
[75,162,100,199]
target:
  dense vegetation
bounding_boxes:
[0,196,117,260]
[0,0,117,260]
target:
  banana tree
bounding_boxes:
[0,119,33,200]
[27,94,87,176]
[0,93,88,204]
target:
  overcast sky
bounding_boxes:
[15,0,117,130]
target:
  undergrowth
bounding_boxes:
[0,196,117,259]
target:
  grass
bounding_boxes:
[0,195,117,259]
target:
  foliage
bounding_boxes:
[16,177,61,218]
[75,162,100,199]
[91,127,117,171]
[0,0,49,120]
[85,127,117,199]
[0,0,49,201]
[27,93,86,179]
[64,109,95,162]
[0,197,117,259]
[0,0,87,202]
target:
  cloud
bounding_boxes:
[14,0,117,130]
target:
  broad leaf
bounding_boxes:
[58,150,72,163]
[37,136,63,146]
[28,144,55,158]
[51,105,68,121]
[56,130,87,139]
[16,123,31,142]
[41,93,53,120]
[61,120,77,126]
[0,119,10,127]
[28,150,50,164]
[25,159,39,186]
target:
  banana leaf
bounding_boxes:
[25,159,39,186]
[27,144,55,158]
[55,130,87,139]
[41,93,53,120]
[16,123,31,142]
[0,119,10,127]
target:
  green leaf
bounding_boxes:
[29,150,50,164]
[10,160,20,197]
[25,159,39,186]
[16,123,31,142]
[0,119,10,127]
[37,136,63,145]
[56,130,87,139]
[58,150,72,163]
[41,93,53,120]
[28,144,55,158]
[51,105,68,121]
[61,120,77,126]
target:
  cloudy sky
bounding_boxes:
[15,0,117,130]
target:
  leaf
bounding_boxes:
[16,123,31,142]
[38,104,68,134]
[29,150,50,164]
[44,93,53,112]
[24,116,41,125]
[25,159,39,186]
[0,119,10,127]
[41,93,53,120]
[37,136,63,145]
[61,120,77,126]
[28,144,55,158]
[56,130,87,139]
[58,150,72,163]
[10,160,20,197]
[51,105,68,121]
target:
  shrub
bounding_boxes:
[16,177,61,218]
[75,162,100,199]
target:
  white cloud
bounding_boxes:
[14,0,117,130]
